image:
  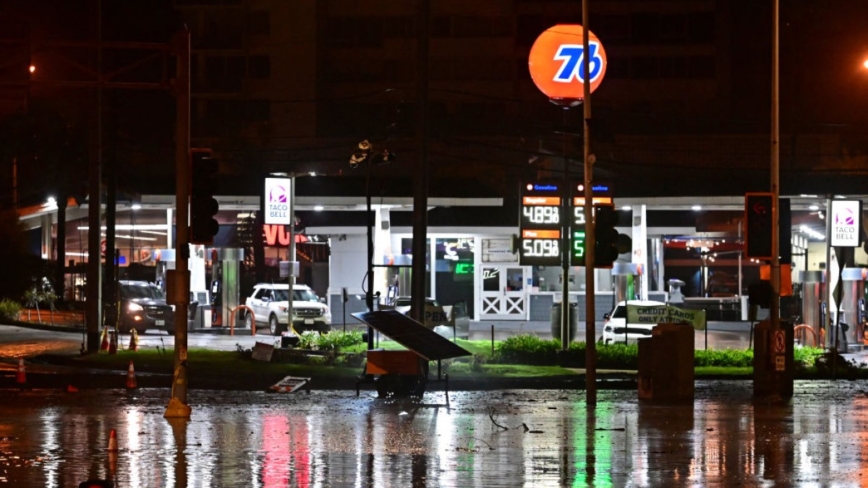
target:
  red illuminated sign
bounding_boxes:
[528,24,607,101]
[263,225,309,246]
[264,224,291,246]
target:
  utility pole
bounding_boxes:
[410,0,430,321]
[769,0,781,333]
[582,0,597,406]
[165,28,191,418]
[85,0,104,353]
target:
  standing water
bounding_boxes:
[1,381,868,487]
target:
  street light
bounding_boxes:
[349,139,394,349]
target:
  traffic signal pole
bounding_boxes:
[582,0,597,406]
[769,0,781,334]
[165,28,191,418]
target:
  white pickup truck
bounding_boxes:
[243,283,331,335]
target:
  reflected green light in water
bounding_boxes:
[572,401,614,487]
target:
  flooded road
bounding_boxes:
[2,381,868,487]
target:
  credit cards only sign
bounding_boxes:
[626,304,707,330]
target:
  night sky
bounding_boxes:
[1,0,868,205]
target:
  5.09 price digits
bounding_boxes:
[574,207,586,225]
[522,239,559,257]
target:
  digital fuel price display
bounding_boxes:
[519,230,561,266]
[571,195,614,267]
[519,182,563,266]
[519,181,615,267]
[520,196,561,229]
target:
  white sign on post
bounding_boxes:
[830,200,862,247]
[264,178,292,225]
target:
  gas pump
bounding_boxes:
[210,270,222,327]
[841,267,866,349]
[860,298,867,345]
[208,248,243,329]
[612,262,639,303]
[668,279,686,305]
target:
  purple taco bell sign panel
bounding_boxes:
[830,199,862,247]
[264,177,292,225]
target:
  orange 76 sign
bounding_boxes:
[528,24,608,100]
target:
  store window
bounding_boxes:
[434,237,475,316]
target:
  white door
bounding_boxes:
[480,266,527,320]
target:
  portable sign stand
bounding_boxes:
[269,376,311,394]
[352,310,472,400]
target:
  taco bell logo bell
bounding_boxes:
[264,178,292,225]
[269,184,287,203]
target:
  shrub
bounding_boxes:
[0,299,21,321]
[597,343,639,369]
[793,346,823,367]
[469,353,487,372]
[297,330,364,352]
[694,349,753,367]
[496,334,561,365]
[494,334,590,366]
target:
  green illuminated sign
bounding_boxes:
[455,262,474,275]
[571,230,586,266]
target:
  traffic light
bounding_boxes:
[594,204,619,267]
[780,198,791,265]
[745,193,773,260]
[190,150,219,244]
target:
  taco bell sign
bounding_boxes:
[830,200,862,247]
[264,177,292,225]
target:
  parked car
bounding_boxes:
[118,280,175,335]
[244,283,331,335]
[601,299,667,345]
[390,296,470,340]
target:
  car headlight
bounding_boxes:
[279,306,288,313]
[128,302,144,312]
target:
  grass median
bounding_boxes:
[49,332,842,382]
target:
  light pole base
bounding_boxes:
[164,397,192,419]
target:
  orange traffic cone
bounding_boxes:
[108,329,118,355]
[108,450,118,476]
[15,358,26,385]
[129,329,138,352]
[107,429,118,452]
[100,327,109,352]
[125,361,137,389]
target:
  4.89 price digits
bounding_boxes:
[522,206,559,225]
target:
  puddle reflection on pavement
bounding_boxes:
[1,381,868,486]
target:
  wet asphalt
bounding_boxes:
[2,382,868,486]
[4,323,868,486]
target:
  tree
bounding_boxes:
[0,209,49,302]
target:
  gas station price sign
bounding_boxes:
[570,192,613,267]
[519,229,561,266]
[521,196,561,229]
[519,182,563,266]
